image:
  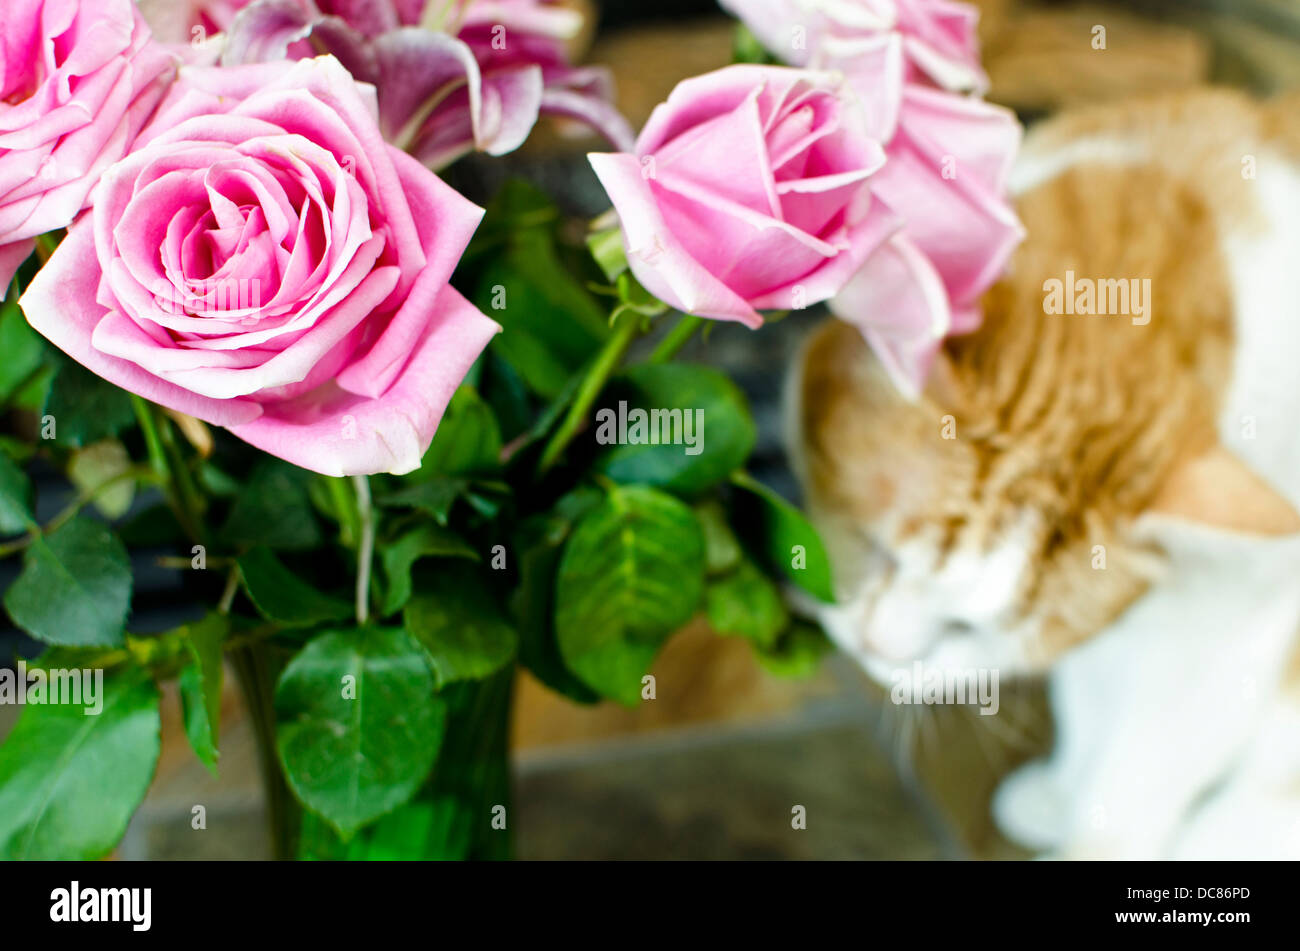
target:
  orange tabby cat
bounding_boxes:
[791,89,1300,859]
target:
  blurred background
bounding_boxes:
[4,0,1300,859]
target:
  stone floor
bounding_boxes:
[77,614,1046,860]
[104,652,960,861]
[513,711,945,861]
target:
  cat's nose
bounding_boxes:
[861,593,939,661]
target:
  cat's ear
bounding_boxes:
[1147,445,1300,536]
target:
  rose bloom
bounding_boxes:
[0,0,176,296]
[145,0,632,170]
[723,0,1021,395]
[20,56,499,477]
[720,0,988,92]
[589,65,896,328]
[829,79,1022,396]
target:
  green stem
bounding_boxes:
[30,620,282,680]
[0,465,162,558]
[353,474,373,625]
[218,564,240,615]
[159,413,205,543]
[131,395,168,479]
[538,311,643,473]
[648,314,704,364]
[131,396,203,543]
[324,475,359,548]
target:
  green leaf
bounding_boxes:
[296,672,512,861]
[41,353,136,447]
[467,181,609,399]
[595,364,756,496]
[297,808,357,860]
[0,436,33,462]
[67,439,135,520]
[178,612,229,775]
[299,797,459,861]
[276,627,446,839]
[512,498,602,704]
[237,547,352,627]
[197,461,243,498]
[705,557,789,649]
[177,666,214,771]
[376,476,468,526]
[462,178,559,260]
[10,362,53,412]
[220,460,323,551]
[554,485,706,704]
[755,621,833,679]
[0,450,35,535]
[421,386,502,476]
[308,475,361,548]
[118,503,184,548]
[462,480,510,521]
[730,472,835,603]
[696,500,742,576]
[501,365,585,466]
[0,296,45,405]
[379,523,479,618]
[0,668,160,859]
[404,562,517,688]
[4,517,131,647]
[478,350,533,444]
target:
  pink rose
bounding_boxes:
[722,0,1021,396]
[588,65,895,328]
[720,0,987,93]
[0,0,176,297]
[829,82,1022,395]
[801,7,1020,397]
[190,0,633,170]
[20,56,499,477]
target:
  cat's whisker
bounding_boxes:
[977,703,1030,752]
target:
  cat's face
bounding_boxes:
[791,95,1300,687]
[818,494,1050,683]
[790,320,1156,683]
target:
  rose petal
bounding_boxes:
[750,192,899,310]
[0,239,33,298]
[589,151,763,328]
[873,118,1023,306]
[20,222,262,426]
[652,84,782,221]
[830,234,952,399]
[229,286,498,476]
[337,146,487,399]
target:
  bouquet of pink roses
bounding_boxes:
[0,0,1018,860]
